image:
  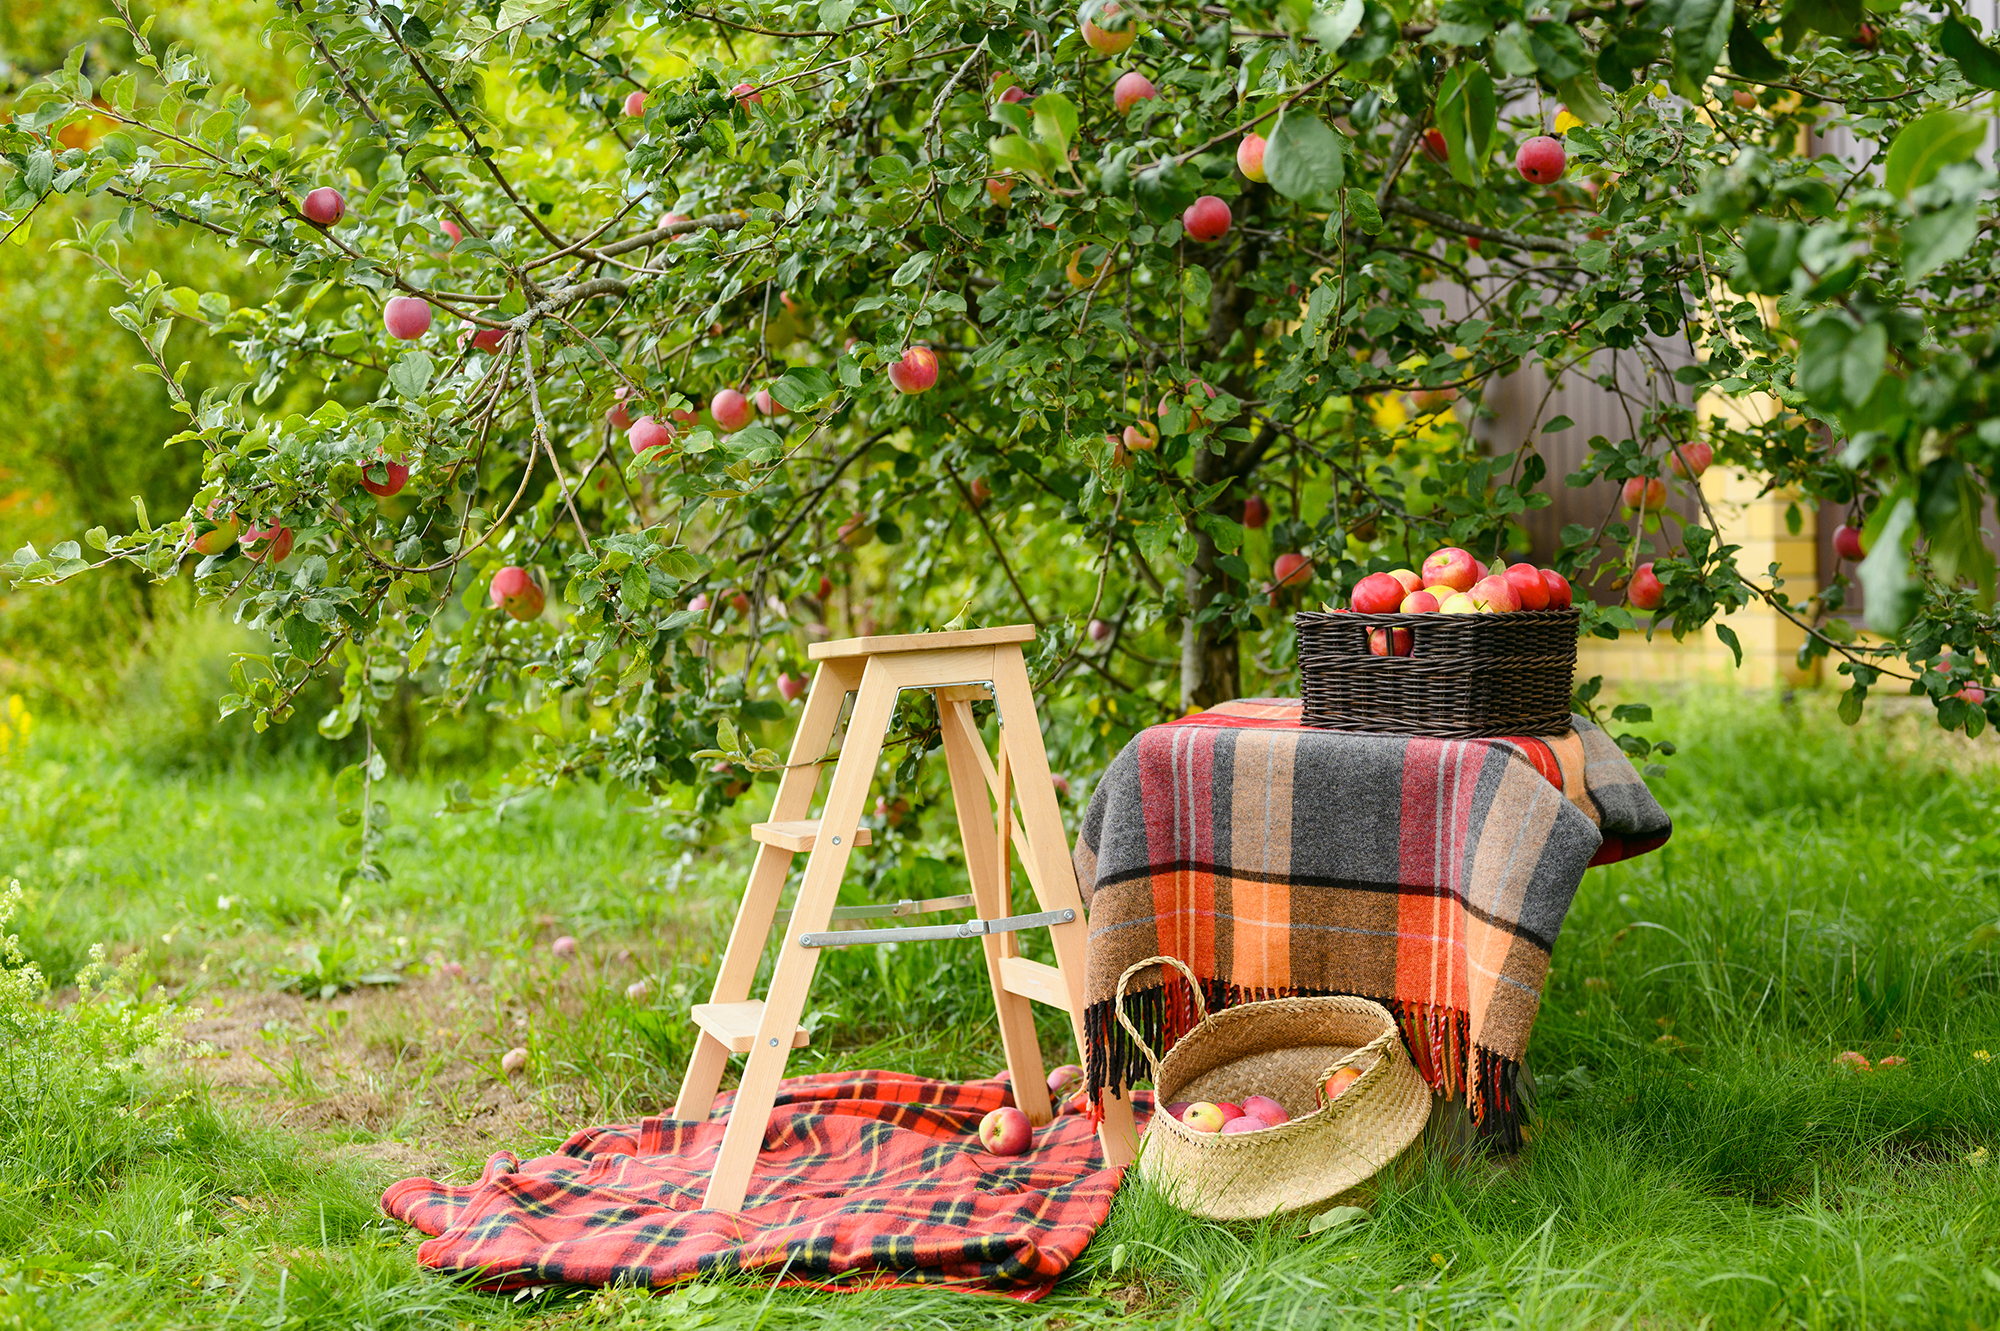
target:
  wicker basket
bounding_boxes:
[1117,956,1431,1221]
[1295,607,1580,738]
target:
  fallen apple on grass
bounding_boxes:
[978,1105,1032,1155]
[501,1047,529,1076]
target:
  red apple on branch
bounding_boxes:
[301,187,345,226]
[192,502,240,557]
[1273,552,1313,589]
[1628,562,1663,610]
[1242,494,1268,528]
[383,297,432,341]
[627,416,675,456]
[461,323,507,353]
[1080,0,1137,54]
[241,523,293,564]
[1421,128,1448,162]
[711,388,753,432]
[1183,195,1232,242]
[1622,476,1667,511]
[1516,135,1567,184]
[360,460,409,498]
[1237,133,1268,182]
[623,90,646,117]
[490,566,546,621]
[1668,442,1712,478]
[887,346,939,394]
[732,81,763,107]
[1834,524,1866,560]
[840,516,874,548]
[778,673,807,702]
[1113,71,1156,113]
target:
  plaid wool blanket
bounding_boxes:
[1074,700,1671,1147]
[382,1070,1146,1298]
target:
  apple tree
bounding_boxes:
[4,0,2000,848]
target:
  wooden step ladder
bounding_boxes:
[672,624,1138,1212]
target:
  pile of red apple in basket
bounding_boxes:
[973,1062,1367,1152]
[1340,546,1575,658]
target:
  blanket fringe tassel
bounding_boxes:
[1085,979,1525,1152]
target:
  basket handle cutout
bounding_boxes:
[1312,1022,1401,1112]
[1112,954,1209,1079]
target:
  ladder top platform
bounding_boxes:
[807,623,1036,660]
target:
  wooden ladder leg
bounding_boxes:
[702,657,898,1212]
[990,648,1138,1167]
[939,698,1053,1123]
[673,658,858,1122]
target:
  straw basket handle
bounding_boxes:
[1112,954,1209,1079]
[1312,1021,1401,1112]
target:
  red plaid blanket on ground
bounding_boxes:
[1073,701,1670,1147]
[382,1071,1145,1298]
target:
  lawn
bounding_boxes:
[3,688,1998,1330]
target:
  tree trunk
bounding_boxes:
[1180,442,1240,710]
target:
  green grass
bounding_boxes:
[3,689,1999,1329]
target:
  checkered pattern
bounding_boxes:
[382,1071,1145,1299]
[1074,701,1670,1146]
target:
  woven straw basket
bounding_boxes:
[1117,956,1431,1221]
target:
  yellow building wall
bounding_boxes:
[1578,393,1821,691]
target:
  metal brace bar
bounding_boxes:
[776,894,976,929]
[798,906,1076,949]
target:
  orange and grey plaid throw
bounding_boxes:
[1074,700,1670,1146]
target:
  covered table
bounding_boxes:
[1073,699,1671,1146]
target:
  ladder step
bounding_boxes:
[751,819,874,853]
[691,1001,811,1054]
[999,957,1071,1009]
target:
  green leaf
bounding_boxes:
[1182,265,1212,307]
[1032,92,1078,157]
[1434,65,1495,186]
[1307,0,1364,51]
[772,366,835,410]
[891,250,934,286]
[387,349,433,400]
[1726,16,1788,81]
[1794,317,1851,407]
[988,135,1047,179]
[1883,110,1990,197]
[1490,22,1537,77]
[1901,202,1980,279]
[1838,682,1865,725]
[1940,17,2000,91]
[1343,187,1383,234]
[1672,0,1735,99]
[1264,112,1345,205]
[1715,622,1743,667]
[1554,74,1615,125]
[1858,494,1919,633]
[1307,1204,1370,1234]
[1840,321,1885,407]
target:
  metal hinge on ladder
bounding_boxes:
[797,907,1075,949]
